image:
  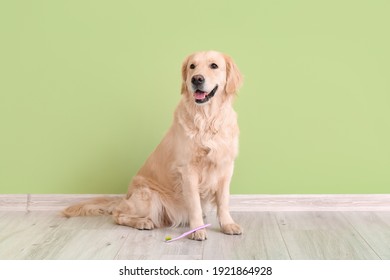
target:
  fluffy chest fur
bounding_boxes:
[169,104,238,199]
[175,101,239,167]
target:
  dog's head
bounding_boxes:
[181,51,242,105]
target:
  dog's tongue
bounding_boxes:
[194,91,207,100]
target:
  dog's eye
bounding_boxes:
[189,64,196,69]
[210,63,218,69]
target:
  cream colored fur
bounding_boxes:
[63,50,243,240]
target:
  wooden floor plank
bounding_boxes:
[375,212,390,227]
[115,225,204,260]
[0,212,60,259]
[0,212,26,234]
[23,215,114,259]
[28,215,129,259]
[52,228,129,259]
[202,212,290,259]
[0,210,388,260]
[275,212,380,260]
[343,212,390,259]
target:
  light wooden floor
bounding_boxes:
[0,210,389,260]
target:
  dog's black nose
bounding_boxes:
[191,75,205,86]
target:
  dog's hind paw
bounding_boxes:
[135,219,154,230]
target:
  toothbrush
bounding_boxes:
[165,224,211,243]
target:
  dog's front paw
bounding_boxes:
[221,223,243,235]
[189,229,207,241]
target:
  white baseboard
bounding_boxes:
[229,194,390,211]
[1,194,389,212]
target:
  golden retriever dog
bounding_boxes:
[63,50,243,240]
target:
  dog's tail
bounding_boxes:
[62,196,123,217]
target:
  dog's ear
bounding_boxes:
[181,55,190,94]
[224,54,243,95]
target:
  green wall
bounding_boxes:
[1,1,389,194]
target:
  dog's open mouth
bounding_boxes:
[193,85,218,104]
